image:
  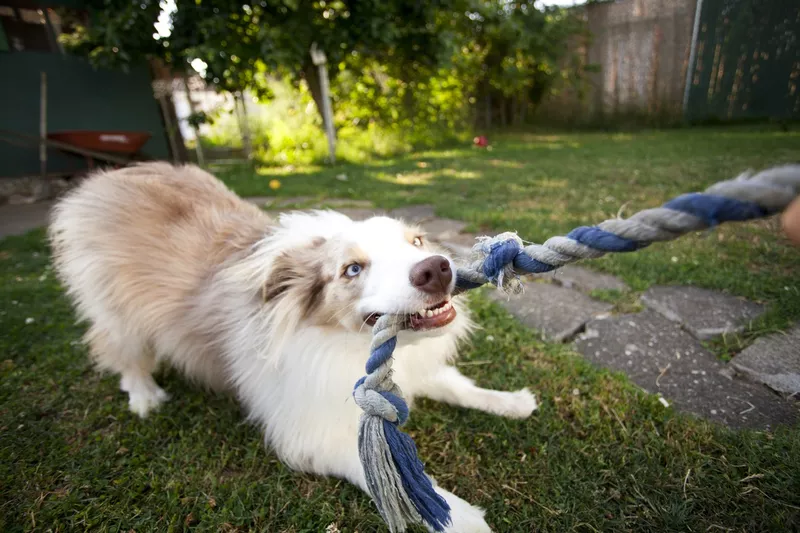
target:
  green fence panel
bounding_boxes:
[0,52,170,178]
[687,0,800,122]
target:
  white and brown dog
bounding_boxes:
[49,163,537,532]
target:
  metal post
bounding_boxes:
[40,72,47,178]
[310,42,336,164]
[157,89,180,164]
[683,0,705,117]
[235,91,253,160]
[182,74,205,166]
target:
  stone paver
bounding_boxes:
[438,233,478,259]
[245,196,275,208]
[420,218,468,242]
[548,265,629,293]
[388,205,436,223]
[267,207,389,221]
[490,282,612,342]
[642,285,766,340]
[0,201,54,238]
[248,197,375,209]
[320,199,375,208]
[575,310,796,429]
[333,208,389,221]
[731,324,800,396]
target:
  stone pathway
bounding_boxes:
[641,286,765,340]
[0,201,55,238]
[2,198,797,428]
[575,311,796,429]
[490,283,612,342]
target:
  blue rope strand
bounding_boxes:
[664,193,770,226]
[566,226,643,252]
[366,337,397,374]
[383,421,451,532]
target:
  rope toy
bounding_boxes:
[352,165,800,532]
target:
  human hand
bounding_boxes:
[783,197,800,246]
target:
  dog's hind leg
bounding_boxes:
[416,366,537,419]
[85,323,168,417]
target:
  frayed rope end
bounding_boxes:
[471,232,525,295]
[358,415,451,532]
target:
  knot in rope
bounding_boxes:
[353,318,408,425]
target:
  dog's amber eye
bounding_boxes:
[412,237,423,247]
[344,263,362,278]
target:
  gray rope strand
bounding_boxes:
[455,165,800,293]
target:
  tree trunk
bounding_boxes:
[234,91,253,160]
[303,61,326,123]
[484,82,492,130]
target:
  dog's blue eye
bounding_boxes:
[345,264,362,278]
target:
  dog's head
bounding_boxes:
[255,211,462,339]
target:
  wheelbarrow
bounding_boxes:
[0,129,151,171]
[47,130,152,169]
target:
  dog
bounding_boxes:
[49,163,538,532]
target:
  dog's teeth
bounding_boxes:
[426,310,434,318]
[419,309,426,316]
[434,308,442,315]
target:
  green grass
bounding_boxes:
[2,127,800,532]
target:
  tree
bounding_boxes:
[63,0,457,121]
[61,0,590,141]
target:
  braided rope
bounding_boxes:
[456,165,800,293]
[353,165,800,532]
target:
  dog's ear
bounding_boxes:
[261,237,328,317]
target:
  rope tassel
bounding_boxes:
[353,315,450,532]
[354,165,800,531]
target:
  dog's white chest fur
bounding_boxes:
[230,326,464,477]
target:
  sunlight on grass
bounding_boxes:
[381,168,482,185]
[487,159,526,169]
[255,164,324,176]
[517,134,564,143]
[394,171,437,185]
[533,178,568,189]
[611,133,635,141]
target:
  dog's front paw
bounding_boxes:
[432,488,492,533]
[442,497,492,533]
[122,377,169,418]
[504,388,538,419]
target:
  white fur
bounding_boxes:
[49,163,539,532]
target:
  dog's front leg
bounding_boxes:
[416,365,538,419]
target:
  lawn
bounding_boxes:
[2,126,799,532]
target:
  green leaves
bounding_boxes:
[60,0,589,134]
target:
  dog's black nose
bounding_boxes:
[410,256,452,295]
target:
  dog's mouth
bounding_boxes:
[364,298,456,331]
